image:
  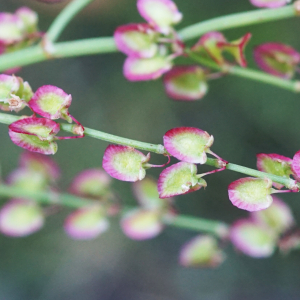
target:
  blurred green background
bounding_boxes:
[1,0,300,299]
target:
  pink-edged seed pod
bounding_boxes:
[253,43,300,79]
[191,32,227,65]
[64,206,109,240]
[133,176,173,210]
[250,0,290,8]
[137,0,182,35]
[103,145,150,182]
[121,208,164,240]
[29,85,72,122]
[8,117,60,155]
[123,55,172,81]
[217,33,252,68]
[179,235,225,268]
[0,13,25,46]
[114,23,158,58]
[251,196,294,235]
[228,177,273,212]
[19,151,60,181]
[7,168,48,192]
[230,219,277,258]
[256,153,293,190]
[163,65,208,101]
[0,199,44,237]
[69,168,111,198]
[158,162,206,198]
[15,7,38,35]
[163,127,214,164]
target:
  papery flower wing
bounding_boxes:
[102,145,149,182]
[121,208,163,240]
[114,23,158,58]
[0,199,44,237]
[228,177,273,212]
[163,127,213,164]
[124,55,172,81]
[163,66,208,101]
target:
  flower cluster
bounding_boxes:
[0,7,41,73]
[114,0,253,102]
[0,75,85,155]
[0,152,60,237]
[230,196,295,257]
[228,152,300,212]
[102,127,227,200]
[249,0,290,8]
[114,0,183,81]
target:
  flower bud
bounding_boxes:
[123,55,172,81]
[179,235,225,268]
[251,196,294,235]
[163,127,214,164]
[0,74,33,112]
[158,162,206,198]
[102,145,150,182]
[64,206,109,240]
[250,0,290,8]
[121,208,163,240]
[29,85,73,122]
[137,0,182,35]
[69,169,111,198]
[253,43,300,79]
[163,66,208,101]
[228,177,273,211]
[257,153,293,189]
[0,199,44,237]
[9,117,60,155]
[114,23,158,58]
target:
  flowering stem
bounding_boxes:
[169,215,229,238]
[46,0,96,42]
[178,4,297,41]
[186,50,300,93]
[0,112,298,189]
[0,184,228,236]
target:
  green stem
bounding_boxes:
[0,112,297,189]
[47,0,95,42]
[178,4,297,41]
[187,50,300,93]
[0,184,227,236]
[169,215,228,237]
[0,38,117,72]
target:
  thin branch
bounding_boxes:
[46,0,96,42]
[0,112,298,189]
[0,184,228,237]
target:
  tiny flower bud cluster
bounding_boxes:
[0,152,60,237]
[2,76,85,155]
[114,0,183,82]
[0,7,41,73]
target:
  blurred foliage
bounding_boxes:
[1,0,300,299]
